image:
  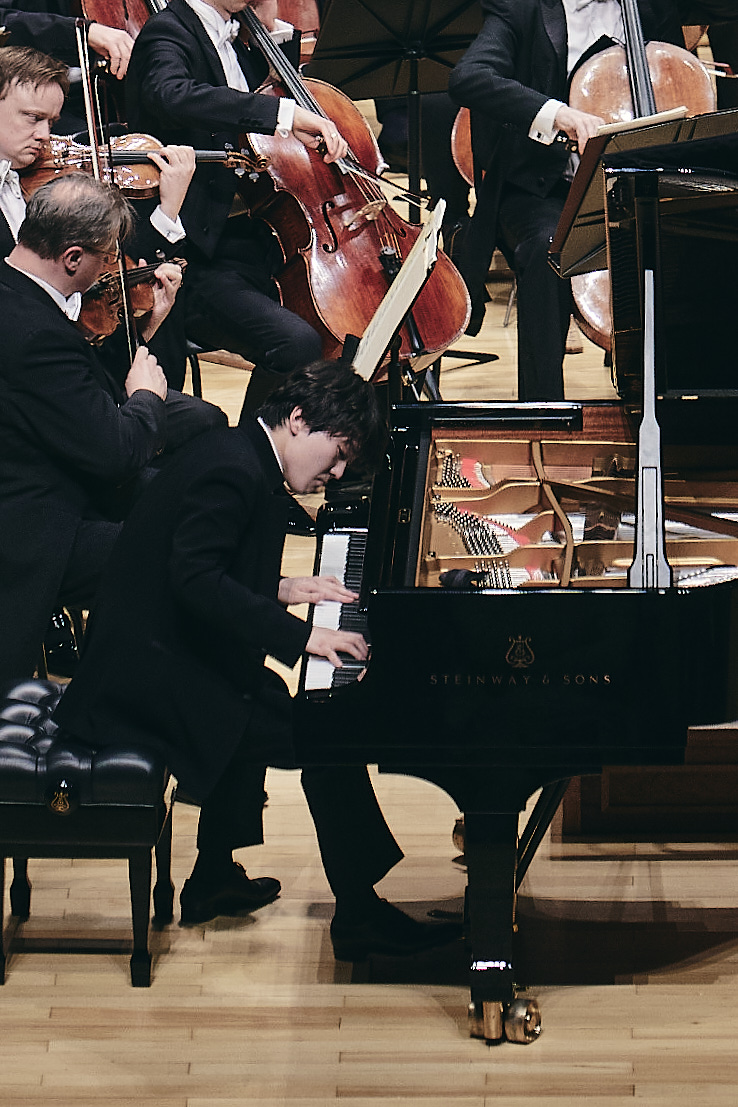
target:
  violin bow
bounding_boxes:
[75,17,139,364]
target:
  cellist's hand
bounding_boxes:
[87,24,135,80]
[553,105,606,151]
[147,146,196,223]
[139,260,183,342]
[292,107,348,163]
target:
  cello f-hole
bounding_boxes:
[321,200,339,253]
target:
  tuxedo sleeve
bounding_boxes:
[449,5,550,131]
[132,21,280,135]
[169,466,310,668]
[0,7,79,57]
[13,324,167,481]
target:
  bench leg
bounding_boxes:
[128,848,152,986]
[10,858,31,918]
[0,858,5,983]
[153,811,174,925]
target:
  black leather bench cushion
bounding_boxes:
[0,681,168,808]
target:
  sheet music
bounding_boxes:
[351,200,445,381]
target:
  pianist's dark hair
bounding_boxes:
[258,359,387,473]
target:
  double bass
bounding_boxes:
[236,4,470,375]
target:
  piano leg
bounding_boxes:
[464,810,541,1044]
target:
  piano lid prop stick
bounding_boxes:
[351,200,445,382]
[628,268,672,589]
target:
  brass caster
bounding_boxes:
[468,1000,503,1042]
[504,997,541,1043]
[452,816,465,855]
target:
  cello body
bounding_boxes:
[569,35,715,350]
[243,78,470,374]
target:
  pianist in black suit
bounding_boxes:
[55,361,462,959]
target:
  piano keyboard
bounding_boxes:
[303,528,369,692]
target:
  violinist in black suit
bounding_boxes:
[0,44,206,387]
[125,0,348,414]
[448,0,732,402]
[55,360,463,958]
[0,172,223,686]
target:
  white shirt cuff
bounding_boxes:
[529,99,563,145]
[271,18,294,44]
[150,205,186,244]
[276,97,296,138]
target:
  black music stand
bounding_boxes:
[306,0,482,225]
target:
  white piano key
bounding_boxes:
[304,657,337,691]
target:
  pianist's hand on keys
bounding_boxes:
[278,576,358,606]
[278,574,369,670]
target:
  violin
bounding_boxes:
[237,4,470,377]
[20,134,261,200]
[568,4,715,351]
[78,256,186,344]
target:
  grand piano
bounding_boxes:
[293,135,738,1044]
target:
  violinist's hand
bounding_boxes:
[147,146,196,223]
[306,627,369,669]
[554,105,606,152]
[87,24,135,80]
[124,346,168,401]
[139,260,183,342]
[292,107,348,163]
[278,575,358,607]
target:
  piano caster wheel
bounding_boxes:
[504,997,541,1044]
[468,997,541,1044]
[468,1000,503,1042]
[452,816,465,854]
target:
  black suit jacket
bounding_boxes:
[0,259,167,683]
[126,0,285,258]
[448,0,684,317]
[55,420,311,798]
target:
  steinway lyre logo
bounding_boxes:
[505,635,535,669]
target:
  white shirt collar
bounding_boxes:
[0,159,21,197]
[257,416,285,474]
[184,0,240,50]
[5,257,82,320]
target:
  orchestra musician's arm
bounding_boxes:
[449,3,605,151]
[128,11,346,160]
[0,6,134,79]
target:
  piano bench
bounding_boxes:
[0,679,174,986]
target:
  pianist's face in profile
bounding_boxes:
[257,359,386,493]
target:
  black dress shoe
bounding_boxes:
[330,898,463,961]
[179,861,281,925]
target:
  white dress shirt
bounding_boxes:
[184,0,296,133]
[0,160,27,242]
[529,0,624,144]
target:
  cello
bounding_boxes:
[567,2,715,350]
[236,3,470,376]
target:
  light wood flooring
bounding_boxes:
[3,273,737,1106]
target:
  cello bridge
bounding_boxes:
[343,199,387,231]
